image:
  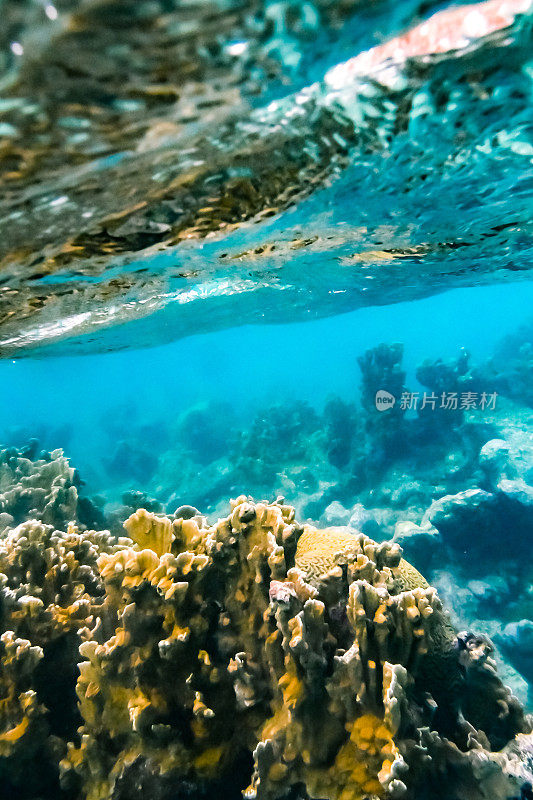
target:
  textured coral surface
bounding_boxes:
[0,482,531,800]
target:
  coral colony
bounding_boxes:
[0,440,532,800]
[0,0,532,798]
[1,325,532,800]
[1,331,533,799]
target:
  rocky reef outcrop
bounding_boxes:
[0,495,531,800]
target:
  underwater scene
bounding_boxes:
[0,0,533,799]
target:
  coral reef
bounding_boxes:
[1,328,532,798]
[415,349,478,430]
[357,344,409,456]
[81,335,531,531]
[0,518,129,798]
[323,398,359,470]
[0,445,104,533]
[358,343,408,415]
[391,408,533,706]
[0,498,523,800]
[473,319,533,408]
[0,446,78,533]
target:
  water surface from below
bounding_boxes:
[0,0,531,355]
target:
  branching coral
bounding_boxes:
[0,447,78,533]
[0,488,530,800]
[0,520,127,646]
[53,500,532,800]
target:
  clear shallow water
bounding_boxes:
[0,282,533,516]
[2,282,533,485]
[1,3,533,800]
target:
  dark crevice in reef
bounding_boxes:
[110,749,254,800]
[33,633,83,742]
[0,744,63,800]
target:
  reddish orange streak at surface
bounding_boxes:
[327,0,531,84]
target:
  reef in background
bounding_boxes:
[0,442,105,536]
[0,467,532,800]
[2,325,533,715]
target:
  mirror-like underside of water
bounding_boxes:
[0,0,531,355]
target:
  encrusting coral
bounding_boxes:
[30,498,528,800]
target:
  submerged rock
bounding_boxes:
[496,622,533,692]
[320,500,352,526]
[479,438,514,484]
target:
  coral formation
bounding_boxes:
[473,319,533,408]
[357,344,408,453]
[0,445,104,533]
[0,518,129,798]
[415,348,475,427]
[75,333,531,535]
[0,446,78,533]
[0,498,521,800]
[1,324,533,799]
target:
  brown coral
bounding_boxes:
[0,519,129,798]
[59,499,531,800]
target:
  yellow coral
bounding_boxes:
[0,632,44,758]
[0,714,29,744]
[194,745,225,774]
[124,508,173,556]
[58,499,526,800]
[295,525,359,581]
[307,714,399,800]
[295,524,428,590]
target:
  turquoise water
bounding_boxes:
[1,2,533,799]
[2,282,533,502]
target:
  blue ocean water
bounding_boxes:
[2,280,531,497]
[1,2,533,798]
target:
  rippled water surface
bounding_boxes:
[0,0,532,354]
